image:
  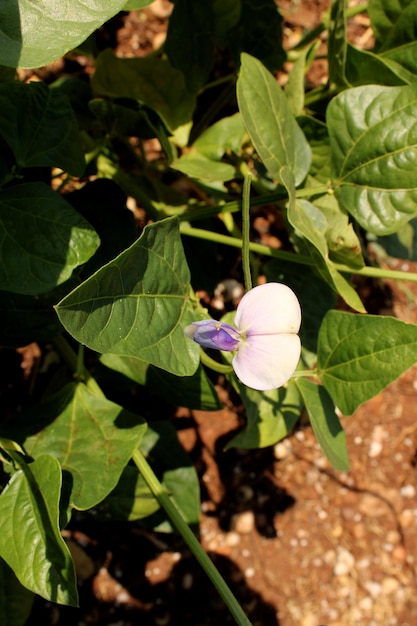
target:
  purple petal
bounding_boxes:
[235,283,301,335]
[184,320,241,351]
[232,333,301,390]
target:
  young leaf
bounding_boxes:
[55,217,200,377]
[3,382,147,511]
[237,53,311,186]
[0,455,77,606]
[318,310,417,415]
[327,83,417,235]
[0,0,128,69]
[0,82,85,175]
[296,378,350,471]
[281,166,365,313]
[0,183,100,295]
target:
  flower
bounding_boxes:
[185,282,301,391]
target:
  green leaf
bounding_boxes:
[318,310,417,415]
[100,354,222,411]
[296,378,350,471]
[0,183,100,295]
[346,44,407,86]
[369,0,417,50]
[55,217,200,377]
[122,0,153,9]
[237,53,312,186]
[0,558,34,626]
[281,166,365,312]
[0,282,73,347]
[327,83,417,235]
[97,422,200,531]
[226,0,285,71]
[0,455,77,605]
[226,381,303,449]
[192,113,246,160]
[164,0,215,92]
[370,218,417,260]
[171,152,236,184]
[3,382,147,511]
[327,0,348,88]
[0,82,85,175]
[92,49,196,134]
[0,0,128,69]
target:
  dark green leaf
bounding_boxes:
[0,82,85,175]
[0,558,34,626]
[165,0,215,92]
[296,378,350,471]
[92,49,196,135]
[0,183,100,295]
[100,353,222,411]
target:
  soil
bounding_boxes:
[15,1,417,625]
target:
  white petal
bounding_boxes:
[235,283,301,335]
[232,334,301,391]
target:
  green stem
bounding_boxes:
[132,449,253,626]
[242,174,253,292]
[53,335,104,397]
[200,349,234,374]
[291,369,318,379]
[179,185,330,224]
[180,224,417,283]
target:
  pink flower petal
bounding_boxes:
[232,333,301,390]
[235,283,301,335]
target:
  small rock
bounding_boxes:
[400,484,416,498]
[231,511,255,534]
[381,576,400,595]
[334,547,355,576]
[274,440,293,459]
[225,531,240,547]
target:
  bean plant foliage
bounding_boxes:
[1,0,417,622]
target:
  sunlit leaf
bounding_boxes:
[327,83,417,235]
[0,0,128,69]
[55,217,200,376]
[237,53,311,186]
[0,455,77,605]
[3,382,147,511]
[318,310,417,415]
[281,166,365,312]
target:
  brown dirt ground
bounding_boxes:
[20,1,417,625]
